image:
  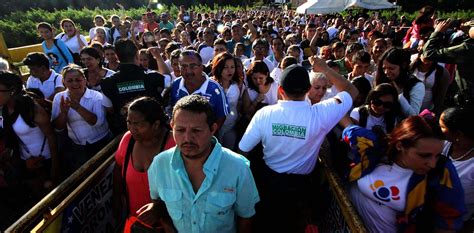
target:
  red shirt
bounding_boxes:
[144,22,159,32]
[115,131,175,215]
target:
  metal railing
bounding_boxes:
[5,132,367,232]
[5,134,122,232]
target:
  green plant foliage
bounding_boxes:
[0,5,247,48]
[0,5,472,48]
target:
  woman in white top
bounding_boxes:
[0,72,58,187]
[439,107,474,225]
[56,19,88,54]
[341,116,465,233]
[90,27,109,46]
[52,65,111,173]
[410,53,450,116]
[210,52,242,149]
[350,84,401,133]
[80,47,115,92]
[242,60,279,119]
[375,48,425,117]
[89,15,109,42]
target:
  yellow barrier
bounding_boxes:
[0,32,90,63]
[8,44,44,63]
[0,33,11,61]
[5,134,122,232]
[0,33,43,63]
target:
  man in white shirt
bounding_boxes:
[198,27,216,65]
[242,39,275,73]
[238,58,358,232]
[23,52,65,100]
[326,18,342,41]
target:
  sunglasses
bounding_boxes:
[371,98,394,109]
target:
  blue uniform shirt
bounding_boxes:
[169,75,230,119]
[148,137,260,233]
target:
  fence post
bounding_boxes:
[0,32,11,61]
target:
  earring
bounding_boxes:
[455,138,460,142]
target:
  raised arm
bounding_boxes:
[309,27,322,55]
[423,18,469,64]
[149,47,171,75]
[310,56,359,100]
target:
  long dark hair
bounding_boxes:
[441,106,474,139]
[127,96,168,125]
[414,6,435,25]
[365,83,401,133]
[0,72,36,128]
[375,48,411,89]
[80,46,103,68]
[246,60,273,93]
[211,52,239,84]
[409,53,440,80]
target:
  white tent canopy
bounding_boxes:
[345,0,397,10]
[296,0,397,15]
[296,0,346,15]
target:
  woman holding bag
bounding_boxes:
[0,72,58,197]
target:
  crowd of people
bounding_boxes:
[0,4,473,232]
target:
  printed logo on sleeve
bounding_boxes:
[272,123,307,139]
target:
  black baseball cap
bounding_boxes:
[279,64,311,94]
[22,52,50,68]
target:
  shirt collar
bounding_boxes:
[32,70,57,82]
[178,73,210,95]
[170,136,222,176]
[82,88,93,99]
[68,88,93,99]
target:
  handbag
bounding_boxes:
[19,136,46,171]
[124,215,163,233]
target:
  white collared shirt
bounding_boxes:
[26,70,64,99]
[242,57,276,73]
[51,88,110,145]
[239,91,353,174]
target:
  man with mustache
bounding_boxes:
[168,50,229,130]
[139,95,259,233]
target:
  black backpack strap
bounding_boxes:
[53,39,71,64]
[109,27,116,44]
[122,136,135,216]
[402,77,421,104]
[358,105,369,128]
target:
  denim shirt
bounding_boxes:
[148,137,259,233]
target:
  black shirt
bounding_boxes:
[100,64,164,134]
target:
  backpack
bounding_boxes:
[402,77,422,104]
[109,27,117,44]
[54,37,82,66]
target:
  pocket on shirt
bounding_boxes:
[204,192,236,231]
[205,192,236,217]
[161,189,183,221]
